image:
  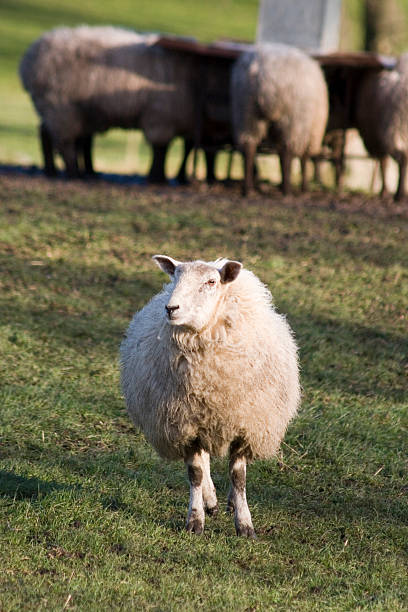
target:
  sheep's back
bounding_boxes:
[20,27,151,100]
[231,44,328,156]
[258,46,328,155]
[19,26,195,139]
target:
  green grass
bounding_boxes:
[0,174,407,610]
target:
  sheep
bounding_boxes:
[120,256,300,537]
[19,26,196,182]
[355,53,408,201]
[231,43,329,195]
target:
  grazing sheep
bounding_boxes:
[120,256,300,537]
[19,26,195,182]
[231,43,329,195]
[355,53,408,201]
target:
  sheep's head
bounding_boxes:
[153,255,242,332]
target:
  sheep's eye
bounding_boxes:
[206,279,216,286]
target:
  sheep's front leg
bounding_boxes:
[60,140,80,178]
[201,450,218,516]
[185,451,205,534]
[228,454,256,538]
[279,149,293,196]
[300,154,309,192]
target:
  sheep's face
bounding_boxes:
[153,255,242,332]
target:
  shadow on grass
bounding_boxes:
[253,463,408,525]
[0,162,164,186]
[1,286,405,403]
[0,468,133,521]
[0,469,68,500]
[4,444,406,535]
[282,309,407,404]
[1,165,407,273]
[0,255,161,349]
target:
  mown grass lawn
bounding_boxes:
[0,174,407,610]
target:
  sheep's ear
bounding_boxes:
[218,260,242,284]
[152,255,180,277]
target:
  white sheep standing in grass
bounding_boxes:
[120,256,300,537]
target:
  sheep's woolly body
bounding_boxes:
[19,26,195,148]
[356,53,408,160]
[231,43,328,156]
[120,261,300,461]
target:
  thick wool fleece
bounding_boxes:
[355,53,408,161]
[120,260,300,461]
[231,42,328,156]
[19,26,195,148]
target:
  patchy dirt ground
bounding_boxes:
[1,167,407,222]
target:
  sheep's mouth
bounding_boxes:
[166,312,185,326]
[168,316,182,325]
[168,318,198,333]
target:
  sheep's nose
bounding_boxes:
[165,304,179,318]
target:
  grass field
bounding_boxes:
[0,174,407,610]
[1,2,408,609]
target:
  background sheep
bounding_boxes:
[19,26,195,182]
[355,53,408,201]
[231,43,329,195]
[120,256,300,537]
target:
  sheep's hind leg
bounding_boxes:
[228,450,256,538]
[78,135,95,176]
[175,139,193,185]
[243,141,257,196]
[60,141,80,178]
[379,156,389,197]
[395,152,408,201]
[226,486,235,513]
[185,450,205,534]
[279,149,293,195]
[201,450,218,516]
[148,143,168,184]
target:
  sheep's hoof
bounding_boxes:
[205,503,218,517]
[186,517,204,535]
[236,524,257,539]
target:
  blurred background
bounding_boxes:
[1,0,408,182]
